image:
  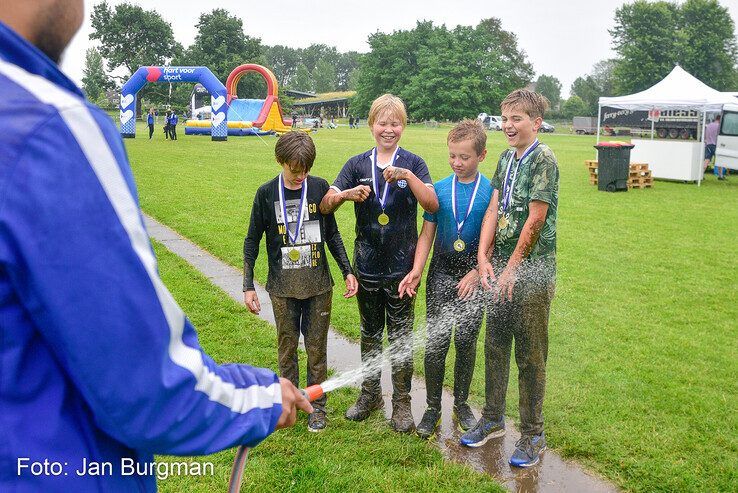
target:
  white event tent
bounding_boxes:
[597,66,737,185]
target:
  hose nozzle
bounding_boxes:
[300,385,324,402]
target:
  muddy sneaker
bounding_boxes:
[307,409,327,433]
[390,398,415,433]
[345,391,384,421]
[459,416,505,447]
[453,403,477,431]
[510,432,546,467]
[416,408,441,440]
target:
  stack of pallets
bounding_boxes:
[628,163,653,189]
[585,160,653,189]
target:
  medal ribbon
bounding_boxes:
[501,139,539,213]
[278,173,308,245]
[451,172,481,238]
[370,147,400,211]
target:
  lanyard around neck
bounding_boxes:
[278,173,307,244]
[501,139,539,212]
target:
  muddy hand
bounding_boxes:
[398,270,421,298]
[344,185,371,202]
[244,291,261,314]
[478,262,497,291]
[456,269,479,300]
[383,165,409,184]
[344,274,358,298]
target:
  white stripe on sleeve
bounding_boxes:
[0,59,281,413]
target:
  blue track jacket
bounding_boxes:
[0,22,282,492]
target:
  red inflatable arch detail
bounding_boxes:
[225,64,278,102]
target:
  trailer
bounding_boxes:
[573,116,598,135]
[600,106,700,139]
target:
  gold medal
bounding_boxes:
[453,238,466,252]
[288,248,300,262]
[498,214,509,230]
[378,212,390,226]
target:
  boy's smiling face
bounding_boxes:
[371,110,404,153]
[501,105,542,153]
[448,139,486,182]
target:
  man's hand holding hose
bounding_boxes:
[275,378,314,429]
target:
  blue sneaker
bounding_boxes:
[459,416,505,447]
[509,433,547,467]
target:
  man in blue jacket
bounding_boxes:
[0,1,311,491]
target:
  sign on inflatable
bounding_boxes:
[119,66,229,141]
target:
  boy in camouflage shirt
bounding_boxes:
[460,90,559,469]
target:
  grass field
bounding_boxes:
[151,241,503,493]
[126,123,737,492]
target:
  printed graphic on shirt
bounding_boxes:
[273,199,322,268]
[280,244,312,269]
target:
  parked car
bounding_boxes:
[477,112,502,130]
[540,121,555,133]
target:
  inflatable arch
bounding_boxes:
[119,66,229,141]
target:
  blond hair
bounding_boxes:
[447,119,487,155]
[501,89,550,120]
[367,94,407,127]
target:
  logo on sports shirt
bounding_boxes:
[397,180,407,188]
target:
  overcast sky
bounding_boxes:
[60,0,738,98]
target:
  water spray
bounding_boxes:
[228,385,327,493]
[226,287,501,492]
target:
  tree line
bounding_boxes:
[83,0,737,121]
[534,0,737,118]
[83,3,360,110]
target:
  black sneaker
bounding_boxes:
[345,391,384,421]
[416,408,441,440]
[453,403,477,431]
[459,416,505,447]
[509,432,547,467]
[307,409,327,432]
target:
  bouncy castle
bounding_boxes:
[185,64,292,137]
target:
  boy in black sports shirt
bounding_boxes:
[320,94,439,433]
[243,131,358,432]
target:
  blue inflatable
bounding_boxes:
[119,66,229,141]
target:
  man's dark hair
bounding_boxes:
[274,131,316,172]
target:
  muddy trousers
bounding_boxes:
[482,279,554,436]
[271,291,332,409]
[424,270,484,411]
[356,278,415,402]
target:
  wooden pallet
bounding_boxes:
[585,160,654,189]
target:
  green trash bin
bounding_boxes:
[594,141,634,192]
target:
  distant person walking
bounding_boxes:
[164,110,171,139]
[147,108,155,139]
[169,110,179,140]
[349,115,354,129]
[704,115,724,180]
